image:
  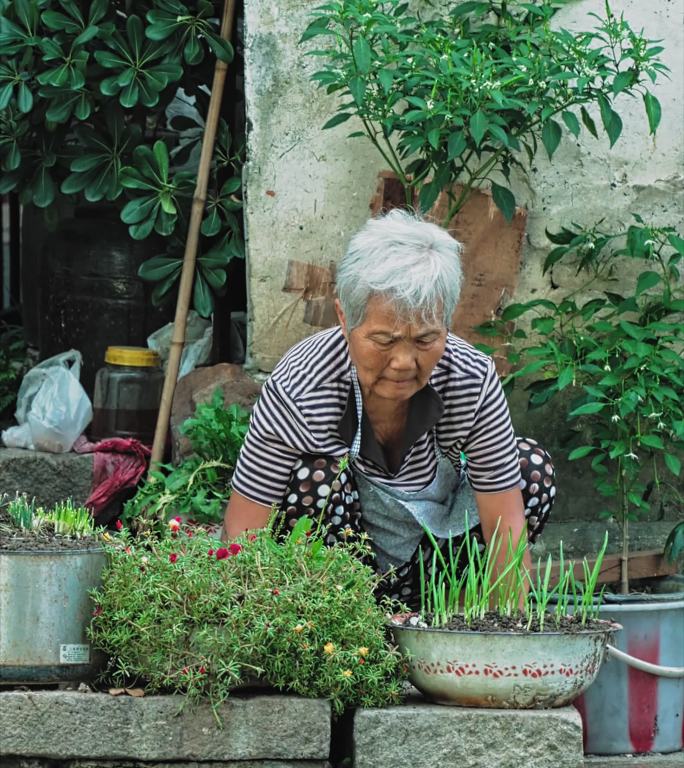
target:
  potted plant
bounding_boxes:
[389,522,618,708]
[0,0,243,385]
[0,494,106,683]
[480,219,684,753]
[302,0,665,223]
[89,515,406,716]
[299,0,668,350]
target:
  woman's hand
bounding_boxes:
[474,487,530,604]
[222,491,272,541]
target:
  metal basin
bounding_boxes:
[389,614,620,708]
[0,547,106,683]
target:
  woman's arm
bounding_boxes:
[474,487,531,601]
[222,491,272,541]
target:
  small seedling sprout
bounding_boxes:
[418,515,610,630]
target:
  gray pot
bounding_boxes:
[0,546,106,683]
[389,613,618,708]
[575,579,684,755]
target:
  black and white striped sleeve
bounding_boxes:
[231,379,309,507]
[462,360,521,493]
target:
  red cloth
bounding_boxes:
[73,435,151,518]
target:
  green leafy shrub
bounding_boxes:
[0,0,243,316]
[122,389,250,527]
[303,0,666,222]
[89,518,406,716]
[479,219,684,591]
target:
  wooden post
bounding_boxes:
[149,0,237,472]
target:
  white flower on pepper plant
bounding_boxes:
[625,452,639,462]
[611,414,621,423]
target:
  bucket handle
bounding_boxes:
[606,644,684,678]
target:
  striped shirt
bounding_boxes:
[232,327,521,506]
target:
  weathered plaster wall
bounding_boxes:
[243,0,684,372]
[242,0,387,371]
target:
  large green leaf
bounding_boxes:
[541,118,562,159]
[469,110,488,146]
[643,91,661,135]
[491,182,515,222]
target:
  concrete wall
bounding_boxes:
[243,0,684,372]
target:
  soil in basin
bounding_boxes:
[397,611,610,633]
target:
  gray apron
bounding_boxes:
[349,367,479,572]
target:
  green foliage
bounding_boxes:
[478,218,684,588]
[0,0,243,318]
[89,519,406,716]
[420,519,608,630]
[0,324,28,419]
[122,390,250,528]
[302,0,667,223]
[4,493,97,538]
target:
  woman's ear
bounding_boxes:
[334,298,347,336]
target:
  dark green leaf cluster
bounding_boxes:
[122,389,250,527]
[89,521,406,716]
[302,0,667,222]
[0,324,28,419]
[0,0,241,317]
[479,219,683,534]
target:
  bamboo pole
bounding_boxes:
[149,0,237,472]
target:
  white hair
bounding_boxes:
[336,209,463,330]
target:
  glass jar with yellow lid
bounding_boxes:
[90,346,164,445]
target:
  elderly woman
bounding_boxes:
[224,209,555,606]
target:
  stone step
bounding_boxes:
[0,691,330,763]
[352,695,584,768]
[0,448,93,508]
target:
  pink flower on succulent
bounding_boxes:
[199,666,206,674]
[228,543,242,556]
[247,533,257,542]
[208,549,215,557]
[169,553,178,563]
[92,606,103,617]
[215,547,229,560]
[115,520,123,531]
[168,518,181,534]
[272,588,280,596]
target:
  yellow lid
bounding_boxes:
[104,346,161,367]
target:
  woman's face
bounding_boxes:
[335,296,447,403]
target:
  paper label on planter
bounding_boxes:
[59,644,90,664]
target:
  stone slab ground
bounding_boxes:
[0,692,330,764]
[352,696,584,768]
[0,690,594,768]
[585,756,684,768]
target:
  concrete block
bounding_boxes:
[0,448,93,507]
[353,697,584,768]
[0,763,331,768]
[0,692,330,761]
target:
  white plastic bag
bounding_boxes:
[2,350,92,453]
[147,311,212,379]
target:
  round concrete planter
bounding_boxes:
[389,614,619,708]
[574,581,684,755]
[0,546,106,683]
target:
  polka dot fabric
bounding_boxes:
[276,437,555,609]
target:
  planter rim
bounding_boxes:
[388,613,621,637]
[0,545,105,556]
[601,588,684,605]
